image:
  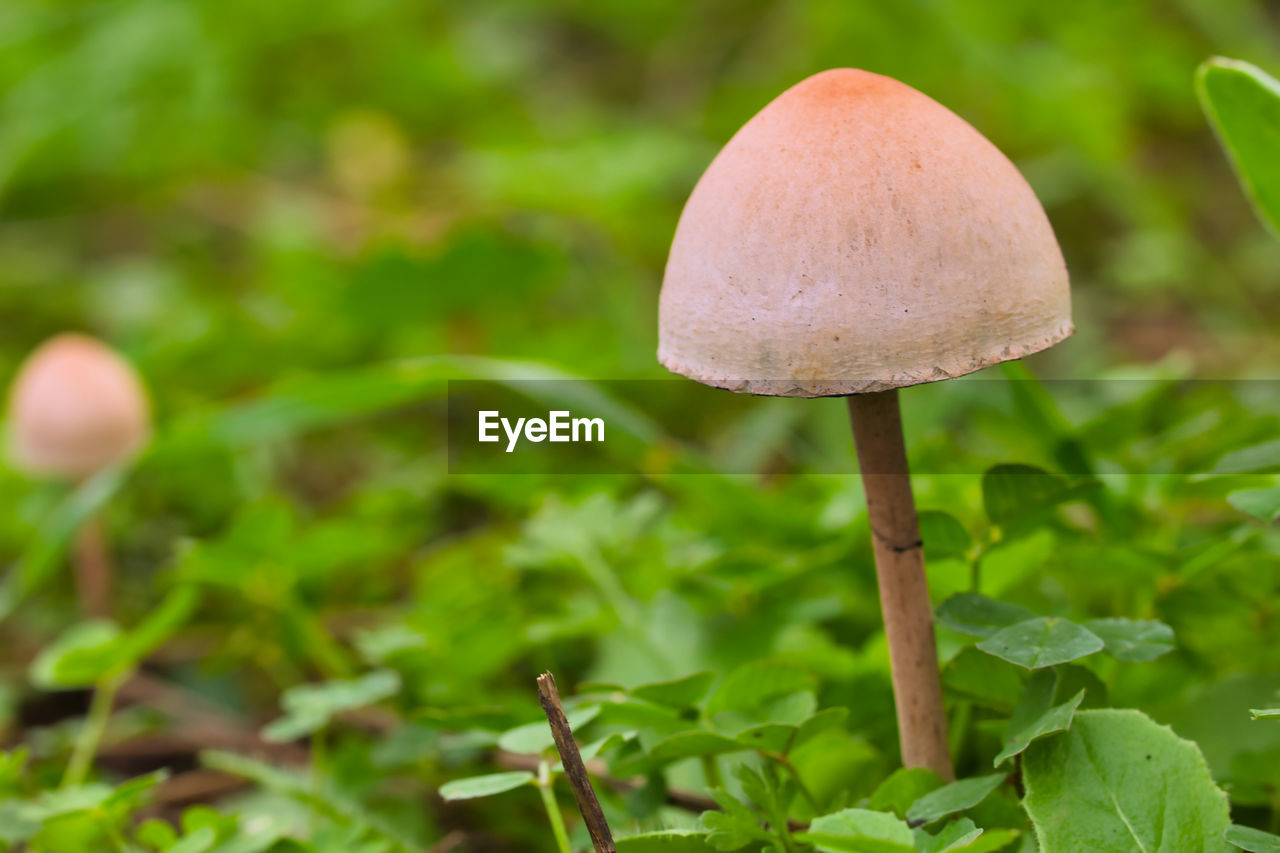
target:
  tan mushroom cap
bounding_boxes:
[6,334,151,479]
[658,69,1072,397]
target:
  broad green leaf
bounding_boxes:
[497,704,600,754]
[1084,618,1175,663]
[732,722,796,754]
[164,826,218,853]
[930,828,1020,853]
[915,818,982,852]
[800,808,914,852]
[1023,709,1230,852]
[732,706,848,754]
[1213,440,1280,475]
[1251,709,1280,721]
[352,624,428,664]
[981,465,1072,527]
[29,621,123,689]
[1227,824,1280,852]
[704,661,813,715]
[1228,487,1280,523]
[976,618,1103,670]
[918,511,972,560]
[649,730,743,762]
[868,768,945,819]
[1197,58,1280,237]
[632,672,716,709]
[906,774,1006,826]
[615,830,717,852]
[941,647,1026,713]
[936,594,1035,639]
[438,771,534,801]
[794,707,849,749]
[263,669,401,742]
[994,670,1084,767]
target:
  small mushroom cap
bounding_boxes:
[659,69,1072,397]
[6,334,151,479]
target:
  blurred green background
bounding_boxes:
[3,0,1279,388]
[2,1,1280,848]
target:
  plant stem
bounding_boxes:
[72,513,112,619]
[63,668,127,788]
[847,390,953,781]
[774,755,820,814]
[701,754,723,790]
[538,761,573,853]
[312,728,327,800]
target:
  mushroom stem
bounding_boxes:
[72,513,113,620]
[847,390,953,780]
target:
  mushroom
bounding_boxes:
[658,69,1071,780]
[6,333,151,618]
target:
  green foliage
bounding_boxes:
[905,774,1007,827]
[0,2,1277,850]
[993,671,1084,767]
[438,771,535,801]
[976,618,1105,670]
[1023,710,1231,852]
[1198,58,1280,237]
[1227,825,1280,852]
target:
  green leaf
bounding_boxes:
[700,788,775,850]
[28,585,201,689]
[704,661,813,715]
[918,511,972,560]
[941,647,1026,714]
[649,731,743,762]
[438,771,534,801]
[1023,709,1230,852]
[1197,58,1280,237]
[263,669,401,742]
[615,830,717,852]
[28,621,122,689]
[936,594,1035,639]
[868,768,946,819]
[914,818,983,853]
[164,826,218,853]
[1250,708,1280,721]
[994,670,1084,767]
[976,617,1103,669]
[1214,439,1280,475]
[732,706,848,754]
[1227,824,1280,852]
[905,774,1006,826]
[632,672,716,710]
[981,464,1073,527]
[1228,487,1280,523]
[800,808,915,852]
[927,827,1020,853]
[1084,618,1175,663]
[496,704,600,754]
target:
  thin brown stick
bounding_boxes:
[72,513,112,619]
[847,390,953,781]
[537,672,616,853]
